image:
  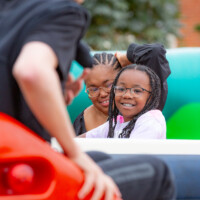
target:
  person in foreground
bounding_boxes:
[74,43,171,136]
[0,0,175,199]
[79,64,166,139]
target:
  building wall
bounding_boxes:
[178,0,200,47]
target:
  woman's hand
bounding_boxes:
[71,152,122,200]
[115,52,132,67]
[64,68,90,105]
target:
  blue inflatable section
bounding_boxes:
[158,155,200,200]
[112,154,200,200]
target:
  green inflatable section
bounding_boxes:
[67,48,200,139]
[167,103,200,139]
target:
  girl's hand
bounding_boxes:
[71,152,122,200]
[115,52,132,67]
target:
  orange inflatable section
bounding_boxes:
[0,113,121,200]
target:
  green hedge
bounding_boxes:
[83,0,180,50]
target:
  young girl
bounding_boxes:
[80,64,166,139]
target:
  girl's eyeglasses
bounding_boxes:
[114,86,151,98]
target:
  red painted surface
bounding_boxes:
[0,113,121,200]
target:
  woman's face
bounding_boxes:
[114,69,151,122]
[85,64,119,115]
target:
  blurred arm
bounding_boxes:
[13,41,80,158]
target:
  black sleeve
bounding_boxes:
[127,43,170,110]
[127,43,170,82]
[73,111,87,136]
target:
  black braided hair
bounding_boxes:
[108,64,161,138]
[92,52,122,70]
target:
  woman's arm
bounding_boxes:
[13,42,80,157]
[115,51,132,67]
